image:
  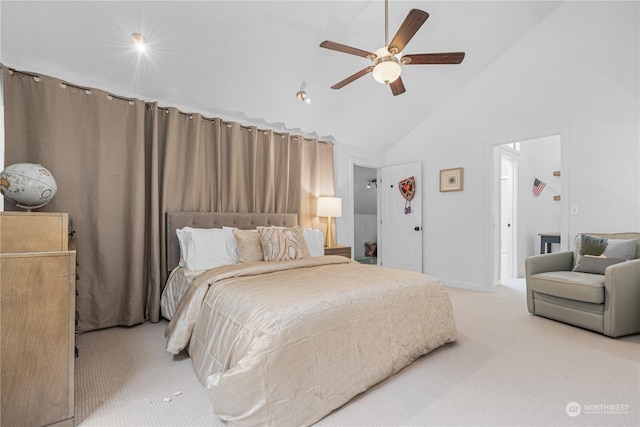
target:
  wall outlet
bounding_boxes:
[571,205,579,215]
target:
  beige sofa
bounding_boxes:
[525,232,640,337]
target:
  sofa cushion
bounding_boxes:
[529,271,605,304]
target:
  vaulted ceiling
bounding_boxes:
[1,1,562,152]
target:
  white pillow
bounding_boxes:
[176,227,238,271]
[176,228,191,268]
[222,226,240,261]
[303,228,325,257]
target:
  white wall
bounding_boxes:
[385,1,639,290]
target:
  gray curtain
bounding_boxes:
[3,66,335,330]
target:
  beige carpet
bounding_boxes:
[75,283,640,427]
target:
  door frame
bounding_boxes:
[487,127,570,291]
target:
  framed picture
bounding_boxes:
[440,167,464,192]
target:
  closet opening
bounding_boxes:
[353,165,378,265]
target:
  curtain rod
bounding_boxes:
[6,67,138,104]
[4,65,333,145]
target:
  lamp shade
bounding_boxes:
[317,197,342,218]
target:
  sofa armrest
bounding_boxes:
[525,251,574,276]
[604,258,640,337]
[525,251,574,313]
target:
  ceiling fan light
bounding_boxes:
[372,60,401,85]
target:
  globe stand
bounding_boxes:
[16,201,51,212]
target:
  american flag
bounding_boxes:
[533,178,546,197]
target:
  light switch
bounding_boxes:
[571,205,579,216]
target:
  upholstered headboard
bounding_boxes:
[166,212,299,272]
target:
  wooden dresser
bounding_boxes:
[0,212,76,427]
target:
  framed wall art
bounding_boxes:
[440,167,464,192]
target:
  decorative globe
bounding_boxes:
[0,163,57,210]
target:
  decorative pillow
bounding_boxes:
[303,228,325,257]
[258,226,310,261]
[176,227,238,271]
[603,239,637,260]
[573,255,625,275]
[232,228,264,263]
[578,234,608,256]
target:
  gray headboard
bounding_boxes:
[166,212,299,272]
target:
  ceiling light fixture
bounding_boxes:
[371,47,401,85]
[296,90,311,104]
[319,0,465,96]
[131,33,146,52]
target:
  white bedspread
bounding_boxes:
[165,255,456,426]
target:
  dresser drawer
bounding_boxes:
[0,212,68,252]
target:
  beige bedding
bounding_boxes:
[160,267,199,320]
[165,255,457,426]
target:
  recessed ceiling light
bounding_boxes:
[130,33,146,52]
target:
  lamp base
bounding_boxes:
[325,216,334,247]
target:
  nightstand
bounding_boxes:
[324,245,352,258]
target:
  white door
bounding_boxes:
[379,162,423,272]
[500,154,517,279]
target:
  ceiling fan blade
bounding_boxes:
[320,40,374,59]
[402,52,466,65]
[388,9,429,54]
[330,67,373,90]
[389,77,406,96]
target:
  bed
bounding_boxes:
[162,212,457,426]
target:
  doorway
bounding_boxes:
[353,165,378,264]
[493,134,563,286]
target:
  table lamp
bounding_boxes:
[317,196,342,247]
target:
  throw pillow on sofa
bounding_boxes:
[573,234,636,274]
[603,238,637,260]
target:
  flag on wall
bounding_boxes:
[532,178,546,197]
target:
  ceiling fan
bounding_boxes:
[319,0,465,96]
